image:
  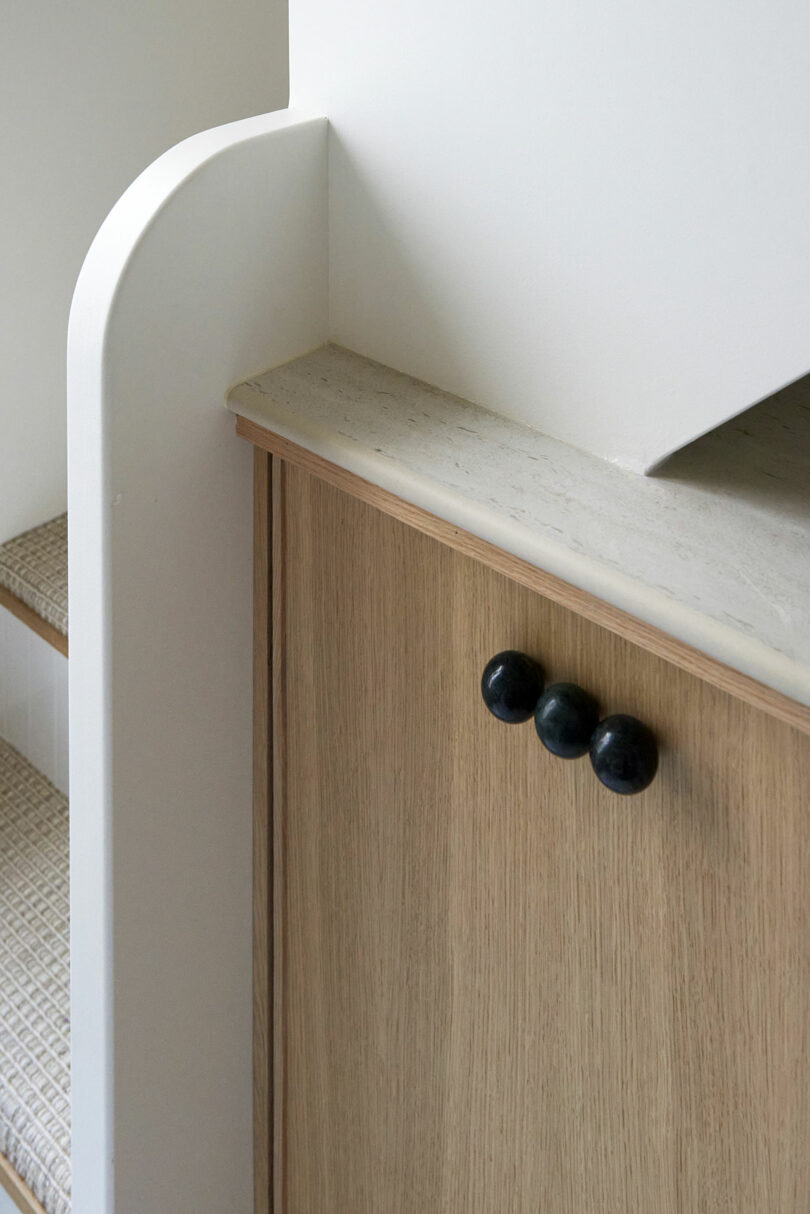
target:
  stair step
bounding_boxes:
[0,519,67,658]
[0,737,70,1214]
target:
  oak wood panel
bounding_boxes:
[237,413,810,739]
[0,1155,49,1214]
[253,449,272,1214]
[0,585,68,657]
[274,459,810,1213]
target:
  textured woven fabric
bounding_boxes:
[0,516,67,638]
[0,736,70,1214]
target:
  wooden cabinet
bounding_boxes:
[252,446,810,1213]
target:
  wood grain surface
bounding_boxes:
[237,414,810,739]
[269,458,810,1212]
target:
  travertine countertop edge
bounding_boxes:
[228,344,810,710]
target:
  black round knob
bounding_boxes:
[481,650,544,724]
[534,682,599,759]
[589,714,658,794]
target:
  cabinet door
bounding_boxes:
[266,456,810,1213]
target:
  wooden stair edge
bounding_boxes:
[0,585,67,658]
[0,1153,49,1214]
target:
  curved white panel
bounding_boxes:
[291,0,810,471]
[67,110,327,1213]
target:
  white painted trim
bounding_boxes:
[67,109,328,1213]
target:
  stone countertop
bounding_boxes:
[228,344,810,711]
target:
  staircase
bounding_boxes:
[0,519,69,1214]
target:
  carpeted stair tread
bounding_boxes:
[0,736,70,1214]
[0,518,67,640]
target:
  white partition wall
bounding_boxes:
[291,0,810,471]
[68,110,327,1214]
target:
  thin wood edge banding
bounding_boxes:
[253,450,272,1214]
[237,414,810,739]
[270,456,287,1214]
[0,1154,49,1214]
[0,585,68,658]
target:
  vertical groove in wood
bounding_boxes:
[253,448,272,1214]
[270,456,287,1214]
[0,584,68,657]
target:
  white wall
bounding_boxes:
[0,1186,21,1214]
[291,0,810,472]
[0,0,288,545]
